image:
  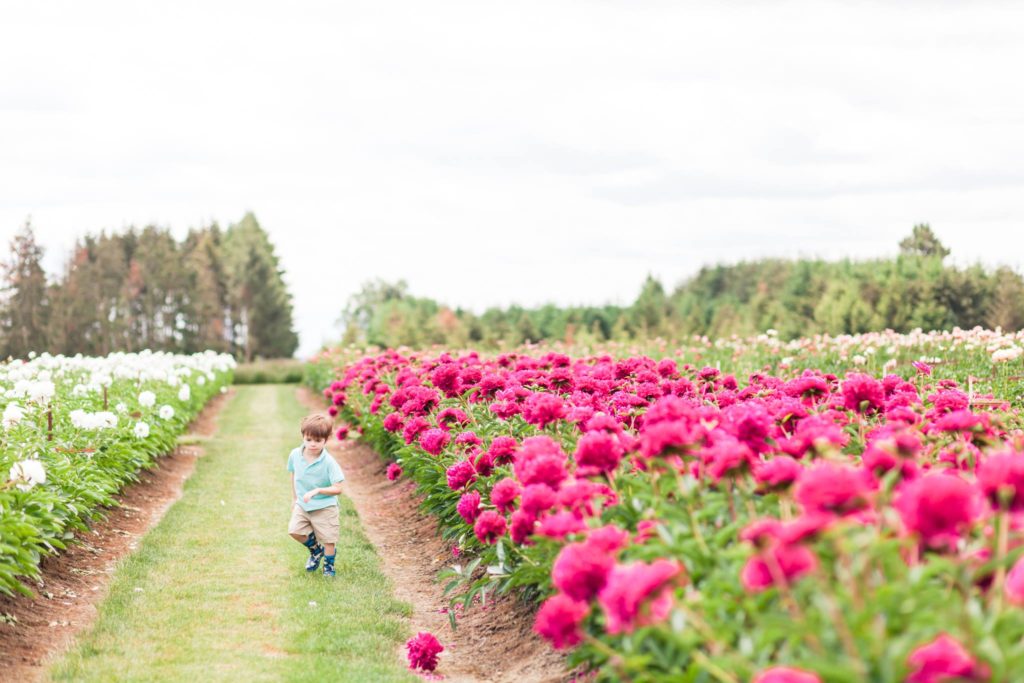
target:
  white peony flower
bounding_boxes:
[115,402,128,414]
[197,376,206,386]
[28,380,56,403]
[70,409,118,430]
[852,354,866,366]
[158,405,174,420]
[134,421,150,438]
[9,459,46,491]
[138,390,156,407]
[993,347,1022,363]
[178,384,191,402]
[3,402,25,428]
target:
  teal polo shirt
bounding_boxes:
[287,446,345,512]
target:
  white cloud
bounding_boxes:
[1,1,1023,357]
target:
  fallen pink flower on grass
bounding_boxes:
[406,631,444,672]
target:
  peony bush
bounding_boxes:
[306,328,1024,681]
[0,350,234,596]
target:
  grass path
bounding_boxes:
[47,385,415,682]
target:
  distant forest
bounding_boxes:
[338,225,1024,349]
[0,213,298,361]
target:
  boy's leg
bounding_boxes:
[288,505,324,570]
[311,507,340,577]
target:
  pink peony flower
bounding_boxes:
[446,459,477,491]
[490,477,521,514]
[754,456,803,490]
[741,544,818,593]
[912,361,933,376]
[488,435,519,466]
[472,449,495,477]
[977,451,1024,511]
[457,491,482,524]
[536,511,587,540]
[906,633,987,683]
[521,392,568,429]
[335,424,349,440]
[752,667,822,683]
[574,430,625,475]
[473,510,507,544]
[406,631,444,672]
[586,524,631,553]
[841,373,885,413]
[509,508,537,545]
[402,416,430,445]
[386,463,402,481]
[420,428,451,456]
[521,483,557,516]
[894,474,981,549]
[597,559,684,634]
[794,462,871,516]
[723,402,773,453]
[514,436,568,489]
[534,593,589,650]
[437,407,470,427]
[383,412,404,433]
[430,363,463,397]
[454,431,482,450]
[552,542,616,601]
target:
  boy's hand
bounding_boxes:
[302,489,320,503]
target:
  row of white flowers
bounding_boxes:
[2,350,235,493]
[1,349,234,596]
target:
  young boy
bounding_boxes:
[287,414,345,577]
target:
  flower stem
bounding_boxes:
[691,650,738,683]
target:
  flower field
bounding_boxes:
[0,350,234,597]
[307,327,1024,681]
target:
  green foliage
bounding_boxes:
[328,226,1024,352]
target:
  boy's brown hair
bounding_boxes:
[300,414,333,440]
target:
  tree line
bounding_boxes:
[337,225,1024,349]
[1,212,298,361]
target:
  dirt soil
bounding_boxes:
[297,388,570,683]
[0,389,234,683]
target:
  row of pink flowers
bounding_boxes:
[322,348,1020,679]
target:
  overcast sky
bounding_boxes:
[2,1,1023,357]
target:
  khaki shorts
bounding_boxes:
[288,504,340,545]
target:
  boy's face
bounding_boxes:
[303,434,327,455]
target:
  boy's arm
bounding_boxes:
[302,481,342,503]
[291,473,296,505]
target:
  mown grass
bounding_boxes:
[233,359,305,385]
[48,385,414,683]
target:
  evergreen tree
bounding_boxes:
[182,226,230,353]
[223,213,299,360]
[0,221,50,359]
[899,223,951,260]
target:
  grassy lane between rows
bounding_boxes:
[48,384,415,683]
